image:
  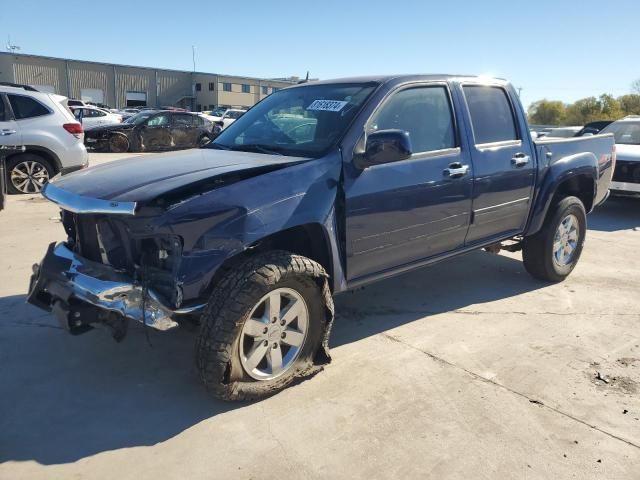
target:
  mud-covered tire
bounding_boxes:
[195,251,333,401]
[109,133,130,153]
[198,135,211,147]
[522,196,587,282]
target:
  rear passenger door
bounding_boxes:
[460,84,535,244]
[0,94,22,147]
[344,84,473,281]
[170,113,195,147]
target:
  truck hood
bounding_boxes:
[615,144,640,162]
[49,148,309,203]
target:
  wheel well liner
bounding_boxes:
[552,174,595,213]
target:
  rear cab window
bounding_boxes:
[7,94,51,120]
[462,86,519,145]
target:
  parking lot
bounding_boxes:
[1,151,639,479]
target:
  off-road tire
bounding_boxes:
[196,251,330,401]
[6,153,55,194]
[522,196,586,282]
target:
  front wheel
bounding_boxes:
[6,154,55,194]
[522,196,587,282]
[195,251,332,401]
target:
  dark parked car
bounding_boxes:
[84,110,214,152]
[28,75,614,401]
[574,120,613,137]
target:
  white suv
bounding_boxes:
[0,83,88,194]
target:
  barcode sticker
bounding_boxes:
[306,100,348,112]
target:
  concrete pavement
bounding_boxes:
[1,152,639,479]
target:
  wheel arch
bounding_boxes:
[6,146,61,173]
[526,155,597,236]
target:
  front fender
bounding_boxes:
[526,151,597,236]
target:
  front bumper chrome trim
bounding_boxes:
[42,182,137,215]
[611,181,640,193]
[28,242,204,331]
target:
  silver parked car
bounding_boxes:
[601,116,640,195]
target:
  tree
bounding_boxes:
[632,79,640,95]
[564,97,601,125]
[528,99,566,125]
[598,94,624,120]
[619,94,640,115]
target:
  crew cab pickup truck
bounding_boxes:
[27,75,615,401]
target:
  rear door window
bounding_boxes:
[463,86,518,144]
[7,94,50,120]
[368,86,457,153]
[172,114,194,127]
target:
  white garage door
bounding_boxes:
[126,91,147,107]
[80,88,105,104]
[30,85,56,94]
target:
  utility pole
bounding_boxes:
[517,87,523,97]
[192,45,196,72]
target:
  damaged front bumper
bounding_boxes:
[27,242,204,335]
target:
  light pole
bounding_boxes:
[192,46,196,72]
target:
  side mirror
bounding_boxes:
[355,129,412,169]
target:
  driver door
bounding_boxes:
[344,84,473,281]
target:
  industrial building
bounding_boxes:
[0,52,296,111]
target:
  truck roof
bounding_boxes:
[293,74,509,87]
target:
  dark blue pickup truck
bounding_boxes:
[28,75,615,400]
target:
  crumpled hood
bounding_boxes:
[50,148,308,202]
[615,144,640,162]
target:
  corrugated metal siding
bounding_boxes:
[12,59,66,95]
[115,69,155,107]
[157,71,192,106]
[67,63,114,105]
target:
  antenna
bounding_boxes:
[6,35,21,52]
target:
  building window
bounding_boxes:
[196,104,202,111]
[241,84,250,93]
[262,86,268,95]
[223,83,232,92]
[208,82,214,91]
[195,83,202,91]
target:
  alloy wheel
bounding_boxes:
[239,288,309,380]
[553,214,580,267]
[10,161,50,194]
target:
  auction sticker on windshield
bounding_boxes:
[306,100,348,112]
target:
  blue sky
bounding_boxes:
[2,0,638,109]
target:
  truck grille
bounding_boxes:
[613,160,640,184]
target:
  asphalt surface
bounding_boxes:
[1,151,639,479]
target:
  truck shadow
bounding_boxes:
[0,251,540,466]
[588,196,640,232]
[331,250,544,348]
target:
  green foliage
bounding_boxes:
[528,91,640,126]
[528,100,565,125]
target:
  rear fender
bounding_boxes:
[526,152,597,235]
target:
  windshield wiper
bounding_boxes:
[230,144,285,156]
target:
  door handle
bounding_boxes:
[512,153,530,167]
[0,129,17,136]
[445,162,469,179]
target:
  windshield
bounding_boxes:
[208,82,377,158]
[600,121,640,145]
[124,112,155,125]
[211,107,226,117]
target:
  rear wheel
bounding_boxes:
[6,154,55,194]
[522,196,586,282]
[198,135,211,147]
[109,133,130,153]
[195,251,331,401]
